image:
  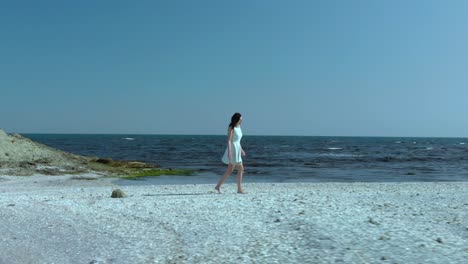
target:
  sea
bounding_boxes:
[24,134,468,184]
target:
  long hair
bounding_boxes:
[228,113,242,129]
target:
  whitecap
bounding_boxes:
[123,138,135,141]
[319,153,361,158]
[327,147,342,150]
[460,142,465,145]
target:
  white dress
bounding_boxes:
[222,126,243,164]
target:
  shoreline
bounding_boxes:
[0,175,467,263]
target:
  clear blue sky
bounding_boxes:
[1,0,468,137]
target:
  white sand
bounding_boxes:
[0,176,466,263]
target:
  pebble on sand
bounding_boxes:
[111,189,126,198]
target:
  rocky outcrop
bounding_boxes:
[0,130,90,175]
[0,129,155,176]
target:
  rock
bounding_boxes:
[126,161,153,168]
[19,161,35,168]
[37,168,59,175]
[435,238,443,243]
[379,235,390,240]
[35,158,51,164]
[368,217,380,225]
[111,189,127,198]
[93,158,156,169]
[0,129,157,176]
[381,256,389,260]
[0,130,89,175]
[95,158,112,164]
[71,176,98,181]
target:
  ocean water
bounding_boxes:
[24,134,468,183]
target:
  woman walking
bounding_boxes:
[215,113,246,194]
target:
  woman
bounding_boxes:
[215,113,246,194]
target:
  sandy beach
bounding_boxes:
[0,175,466,264]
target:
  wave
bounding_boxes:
[327,147,342,150]
[376,156,447,163]
[319,153,361,158]
[122,138,135,141]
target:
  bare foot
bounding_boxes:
[215,186,221,194]
[237,190,247,194]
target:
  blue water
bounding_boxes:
[24,134,468,183]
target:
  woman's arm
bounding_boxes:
[227,128,234,159]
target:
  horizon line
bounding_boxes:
[9,131,468,139]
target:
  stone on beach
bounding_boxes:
[111,189,127,198]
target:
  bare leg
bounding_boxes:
[236,163,246,194]
[215,164,234,193]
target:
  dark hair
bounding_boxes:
[228,113,242,129]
